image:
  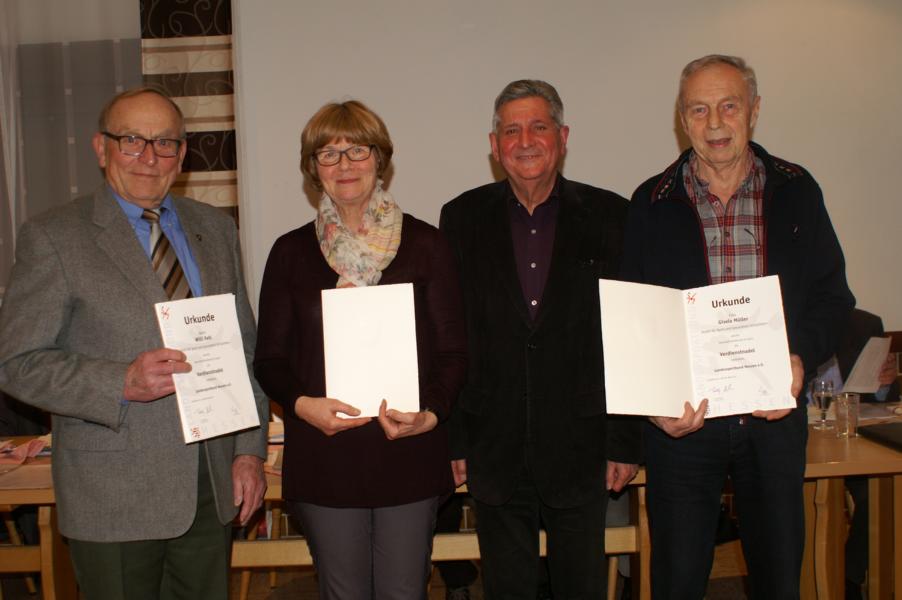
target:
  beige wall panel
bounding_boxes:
[174,95,234,121]
[142,48,232,75]
[185,117,236,133]
[142,35,232,50]
[173,172,237,208]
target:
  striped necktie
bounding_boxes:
[142,208,192,300]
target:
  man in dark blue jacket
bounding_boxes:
[622,55,854,599]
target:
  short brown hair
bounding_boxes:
[97,86,186,137]
[300,100,393,189]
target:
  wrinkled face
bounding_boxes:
[92,92,186,209]
[315,139,378,212]
[680,63,760,172]
[490,96,568,189]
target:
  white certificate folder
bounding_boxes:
[322,283,420,417]
[600,276,795,418]
[155,294,261,443]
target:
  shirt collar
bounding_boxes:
[686,148,758,204]
[504,174,562,212]
[111,186,175,225]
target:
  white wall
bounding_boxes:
[234,0,902,328]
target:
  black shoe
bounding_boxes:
[446,586,470,600]
[845,579,862,600]
[620,576,632,600]
[536,583,553,600]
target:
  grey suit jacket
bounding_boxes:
[0,185,268,542]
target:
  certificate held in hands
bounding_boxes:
[600,276,795,418]
[155,293,261,443]
[322,283,419,417]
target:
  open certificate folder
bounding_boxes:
[600,276,795,418]
[155,294,261,443]
[322,283,419,417]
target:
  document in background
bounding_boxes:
[322,283,419,417]
[156,294,260,443]
[843,336,892,394]
[600,276,795,418]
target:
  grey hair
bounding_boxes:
[492,79,564,131]
[678,54,758,113]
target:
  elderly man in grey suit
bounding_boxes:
[0,88,268,600]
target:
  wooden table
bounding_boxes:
[3,427,901,600]
[0,455,76,600]
[802,425,902,599]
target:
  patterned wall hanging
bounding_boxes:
[140,0,238,221]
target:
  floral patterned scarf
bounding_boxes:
[315,182,403,288]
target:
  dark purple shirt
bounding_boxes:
[507,178,560,320]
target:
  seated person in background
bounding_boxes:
[834,308,898,402]
[817,308,899,600]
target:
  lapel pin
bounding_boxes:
[196,234,203,242]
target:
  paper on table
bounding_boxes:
[843,336,892,394]
[600,276,795,418]
[155,293,261,443]
[322,283,419,417]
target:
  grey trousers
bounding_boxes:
[290,496,440,600]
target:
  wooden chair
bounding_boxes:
[237,502,284,600]
[0,504,38,598]
[231,488,650,600]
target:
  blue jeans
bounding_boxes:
[645,408,807,600]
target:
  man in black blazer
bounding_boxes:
[440,79,641,598]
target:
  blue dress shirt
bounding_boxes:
[113,189,204,297]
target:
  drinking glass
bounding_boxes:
[835,392,860,438]
[811,379,834,431]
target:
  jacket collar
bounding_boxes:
[92,185,171,302]
[650,141,804,204]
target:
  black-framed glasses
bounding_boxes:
[102,132,184,158]
[314,145,374,167]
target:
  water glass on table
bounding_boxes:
[834,392,859,438]
[811,379,834,431]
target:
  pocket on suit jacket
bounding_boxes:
[573,388,606,417]
[58,420,130,452]
[458,384,487,415]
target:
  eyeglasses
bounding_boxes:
[102,132,184,158]
[313,145,374,167]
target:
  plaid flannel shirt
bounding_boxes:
[683,149,766,283]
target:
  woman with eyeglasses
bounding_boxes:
[254,100,467,599]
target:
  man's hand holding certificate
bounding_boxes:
[600,276,796,418]
[155,293,261,443]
